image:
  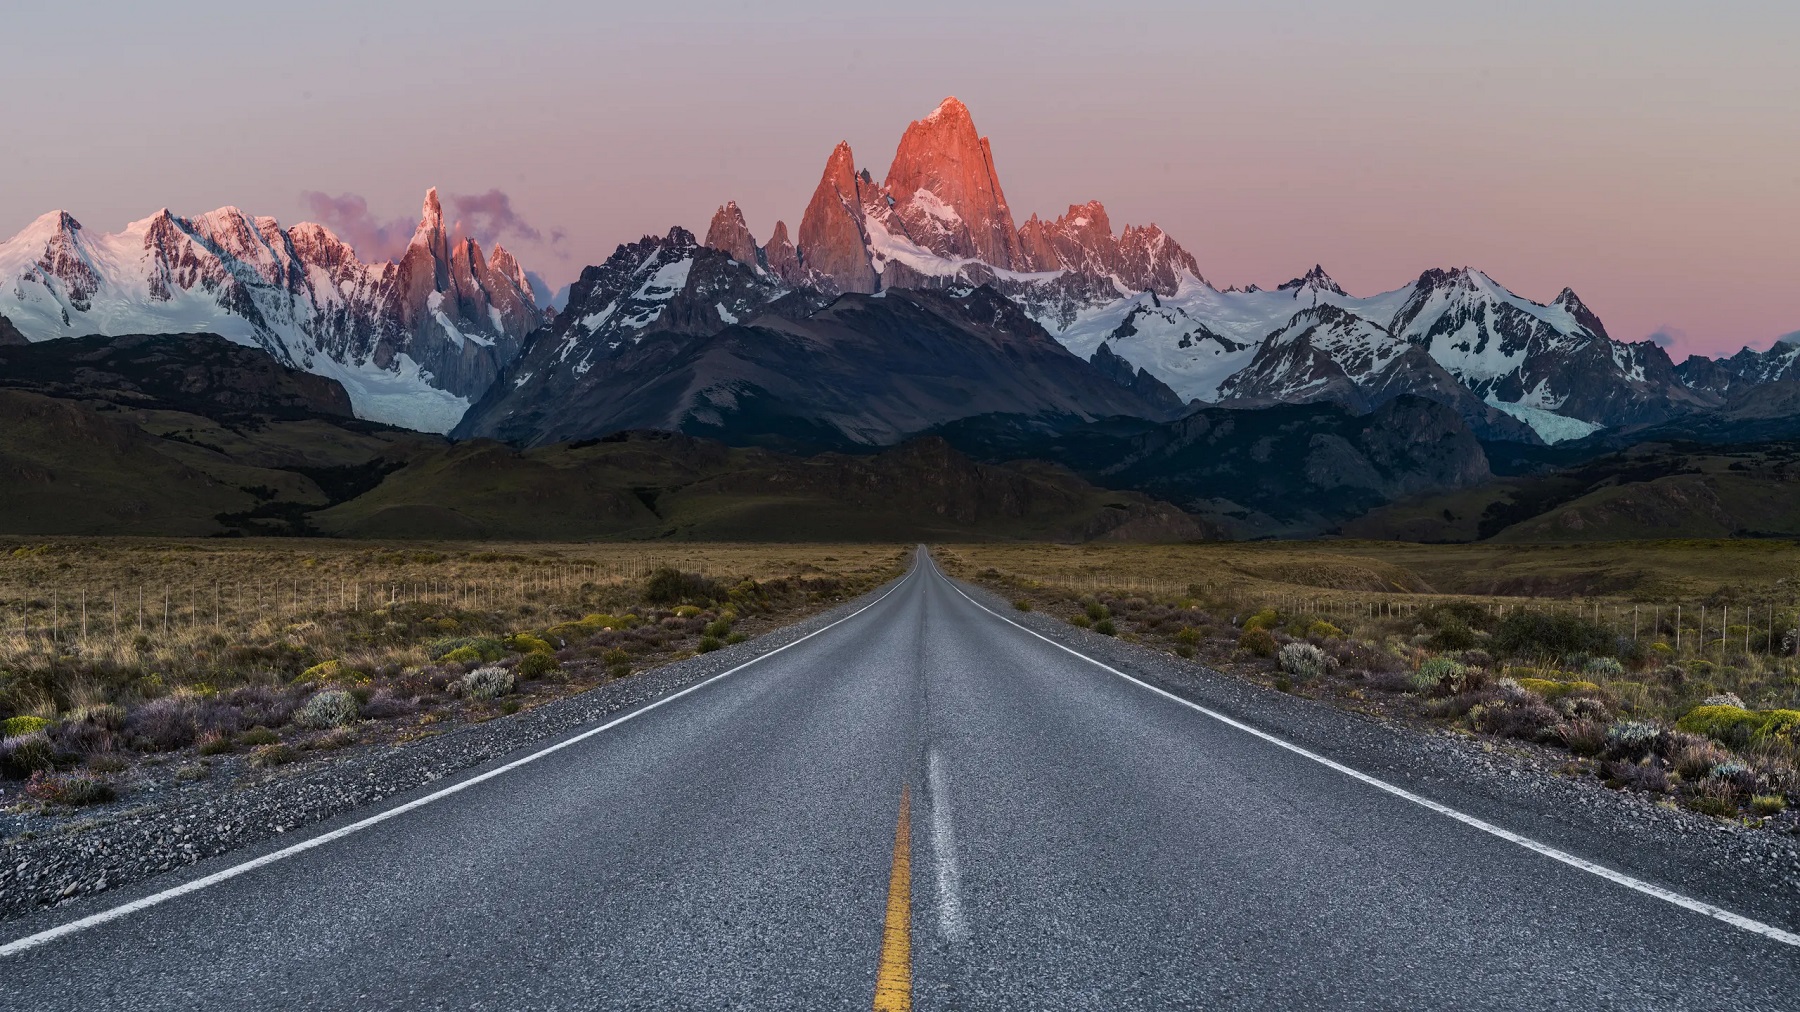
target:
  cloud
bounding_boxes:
[1775,330,1800,349]
[1645,325,1685,349]
[298,191,415,263]
[448,189,557,252]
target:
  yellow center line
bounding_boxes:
[873,783,912,1011]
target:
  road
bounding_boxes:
[3,548,1797,1010]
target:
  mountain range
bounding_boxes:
[1,96,1796,541]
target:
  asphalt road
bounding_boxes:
[4,548,1797,1010]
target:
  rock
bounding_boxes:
[880,97,1023,269]
[702,201,762,271]
[762,220,803,287]
[796,142,879,295]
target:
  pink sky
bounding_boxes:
[3,1,1794,358]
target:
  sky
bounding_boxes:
[2,0,1795,358]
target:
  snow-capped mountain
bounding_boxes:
[0,189,541,432]
[1676,335,1800,396]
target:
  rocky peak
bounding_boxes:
[797,141,878,295]
[703,200,761,270]
[1551,286,1610,341]
[881,97,1022,269]
[762,220,802,286]
[1116,223,1203,296]
[489,244,531,303]
[1278,265,1346,297]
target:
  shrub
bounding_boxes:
[644,567,724,605]
[1750,795,1787,816]
[430,637,507,663]
[1702,692,1745,708]
[517,652,560,679]
[1238,627,1277,658]
[702,619,733,639]
[1604,720,1664,760]
[296,659,366,685]
[673,605,705,619]
[1583,657,1625,678]
[459,666,515,700]
[292,689,359,730]
[227,686,296,729]
[125,696,200,752]
[238,726,280,747]
[1307,621,1344,641]
[1409,657,1466,694]
[196,730,235,756]
[1085,601,1110,622]
[1175,626,1201,647]
[48,707,124,756]
[1069,613,1091,629]
[1515,677,1601,700]
[1012,599,1033,612]
[1472,698,1561,740]
[1557,720,1610,757]
[1492,610,1614,662]
[1426,621,1477,652]
[23,770,114,806]
[0,715,51,738]
[0,732,56,779]
[1094,619,1117,637]
[1671,739,1732,780]
[1278,643,1328,681]
[1676,705,1766,748]
[1602,759,1669,793]
[1243,608,1280,632]
[505,634,554,656]
[1755,709,1800,746]
[698,636,724,653]
[358,690,417,719]
[250,743,297,768]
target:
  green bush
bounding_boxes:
[1175,626,1201,647]
[644,567,724,605]
[1676,704,1769,748]
[238,727,280,747]
[1409,656,1466,694]
[1238,627,1277,658]
[1583,657,1625,678]
[505,633,554,656]
[1243,608,1280,632]
[1012,599,1033,612]
[726,632,748,645]
[250,743,297,768]
[703,619,733,638]
[698,636,724,653]
[1069,613,1091,629]
[517,652,560,679]
[1492,610,1614,661]
[1085,601,1110,622]
[0,715,52,738]
[296,659,366,685]
[1750,795,1787,816]
[432,637,507,664]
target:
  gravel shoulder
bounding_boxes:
[0,578,903,926]
[948,573,1800,934]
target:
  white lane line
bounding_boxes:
[926,749,969,943]
[0,563,922,958]
[937,566,1800,949]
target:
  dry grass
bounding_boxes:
[0,539,906,710]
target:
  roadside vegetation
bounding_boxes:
[942,542,1800,827]
[0,540,905,820]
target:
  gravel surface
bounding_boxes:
[0,588,885,924]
